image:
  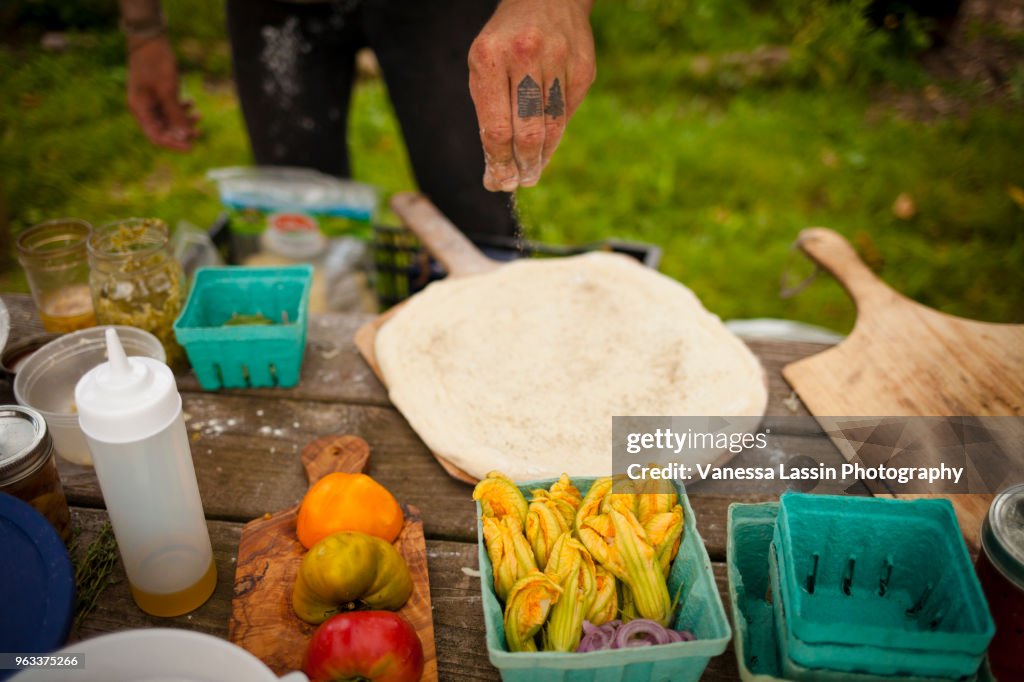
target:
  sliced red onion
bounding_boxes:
[614,619,671,648]
[575,619,696,652]
[577,620,617,652]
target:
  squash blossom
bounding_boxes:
[503,571,562,652]
[609,506,673,625]
[643,504,684,577]
[483,516,537,602]
[575,477,613,534]
[546,474,583,525]
[587,565,618,626]
[578,513,625,578]
[635,479,678,526]
[474,471,528,526]
[543,533,597,652]
[526,495,569,569]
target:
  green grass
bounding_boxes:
[2,0,1022,331]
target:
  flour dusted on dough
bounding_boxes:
[376,252,767,481]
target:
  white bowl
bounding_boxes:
[11,628,308,681]
[13,326,166,466]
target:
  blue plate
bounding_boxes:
[0,493,74,654]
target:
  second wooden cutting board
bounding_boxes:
[783,227,1024,549]
[228,434,437,680]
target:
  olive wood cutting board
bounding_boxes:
[783,227,1024,550]
[355,192,500,484]
[228,434,437,680]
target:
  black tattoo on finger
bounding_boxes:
[544,78,564,117]
[517,75,542,118]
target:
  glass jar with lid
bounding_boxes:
[16,218,97,333]
[0,405,71,540]
[87,218,186,370]
[976,484,1024,680]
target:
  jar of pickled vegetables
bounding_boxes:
[87,218,186,370]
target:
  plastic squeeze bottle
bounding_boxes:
[75,328,216,617]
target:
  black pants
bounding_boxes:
[225,0,518,238]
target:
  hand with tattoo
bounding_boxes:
[468,0,596,191]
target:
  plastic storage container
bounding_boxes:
[477,477,731,682]
[770,492,993,680]
[75,329,215,618]
[173,265,313,390]
[0,493,74,656]
[13,326,166,465]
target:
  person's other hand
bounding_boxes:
[468,0,595,191]
[127,36,200,151]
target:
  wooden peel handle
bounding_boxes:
[390,193,497,277]
[796,227,899,312]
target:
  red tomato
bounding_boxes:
[304,611,424,682]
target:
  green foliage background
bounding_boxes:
[2,0,1022,331]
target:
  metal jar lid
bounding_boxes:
[0,405,52,485]
[981,482,1024,591]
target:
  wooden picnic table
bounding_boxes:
[0,293,846,681]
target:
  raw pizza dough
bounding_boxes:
[375,252,767,481]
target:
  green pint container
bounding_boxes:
[476,477,731,682]
[770,492,993,680]
[173,265,313,389]
[727,502,994,682]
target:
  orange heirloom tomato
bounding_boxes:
[297,473,404,548]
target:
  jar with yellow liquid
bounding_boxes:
[16,219,97,332]
[75,328,216,617]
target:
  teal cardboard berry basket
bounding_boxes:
[173,265,313,389]
[727,502,993,682]
[476,477,731,682]
[770,492,994,680]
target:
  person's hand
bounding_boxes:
[126,36,199,151]
[468,0,595,191]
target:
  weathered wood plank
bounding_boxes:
[57,393,483,540]
[69,515,747,681]
[417,536,745,681]
[2,294,829,421]
[59,400,836,552]
[175,313,393,407]
[69,508,239,640]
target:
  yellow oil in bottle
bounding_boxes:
[129,559,217,617]
[38,285,96,332]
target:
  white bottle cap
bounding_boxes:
[75,328,181,443]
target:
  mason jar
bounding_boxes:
[0,405,71,540]
[16,218,96,333]
[976,484,1024,680]
[87,218,186,370]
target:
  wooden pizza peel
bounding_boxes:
[354,193,501,483]
[782,227,1024,550]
